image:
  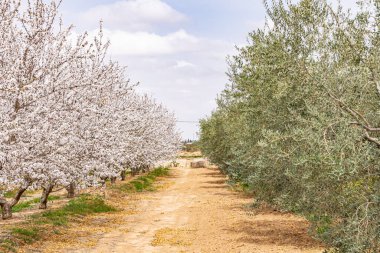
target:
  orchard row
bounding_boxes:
[200,1,380,252]
[0,0,181,219]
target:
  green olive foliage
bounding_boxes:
[199,0,380,252]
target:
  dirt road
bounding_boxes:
[28,160,324,253]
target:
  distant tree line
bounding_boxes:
[182,139,197,144]
[182,140,200,153]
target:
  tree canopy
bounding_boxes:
[199,0,380,251]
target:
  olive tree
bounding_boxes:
[200,0,380,251]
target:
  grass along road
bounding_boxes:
[21,160,324,253]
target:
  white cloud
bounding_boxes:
[174,60,196,69]
[81,0,186,31]
[96,28,233,58]
[101,29,199,56]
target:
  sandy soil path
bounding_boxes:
[29,160,324,253]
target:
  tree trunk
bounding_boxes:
[0,185,29,220]
[39,184,54,209]
[102,183,107,198]
[0,200,12,220]
[66,182,76,198]
[121,171,127,181]
[110,177,117,184]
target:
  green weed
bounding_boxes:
[0,195,116,252]
[11,228,39,243]
[113,167,170,193]
[13,195,61,213]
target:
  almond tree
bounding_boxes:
[0,0,93,218]
[0,0,180,219]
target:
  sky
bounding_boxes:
[60,0,358,140]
